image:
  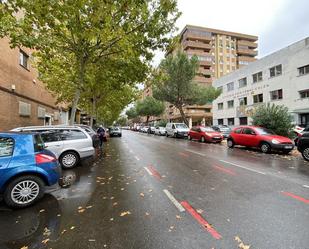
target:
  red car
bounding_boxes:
[188,126,223,143]
[227,126,294,154]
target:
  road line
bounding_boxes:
[185,149,206,157]
[178,152,189,158]
[282,192,309,204]
[163,190,185,212]
[148,165,162,179]
[213,165,236,176]
[134,156,140,161]
[144,167,153,176]
[220,160,266,175]
[303,185,309,189]
[181,201,222,239]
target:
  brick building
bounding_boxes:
[0,37,69,131]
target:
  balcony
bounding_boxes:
[199,68,212,76]
[183,41,211,51]
[183,32,212,42]
[194,76,213,84]
[237,48,258,57]
[237,56,256,62]
[237,40,258,49]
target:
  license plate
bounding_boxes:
[284,145,293,149]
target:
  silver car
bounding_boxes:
[154,126,166,136]
[11,125,95,169]
[166,123,189,138]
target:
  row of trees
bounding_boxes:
[0,0,180,125]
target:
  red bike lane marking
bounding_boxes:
[282,192,309,204]
[213,165,237,176]
[148,165,162,180]
[181,201,222,240]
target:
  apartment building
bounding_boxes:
[0,37,69,130]
[213,37,309,127]
[167,25,258,127]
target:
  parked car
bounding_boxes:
[11,126,95,169]
[0,132,61,208]
[154,126,166,136]
[149,126,156,134]
[166,123,189,138]
[212,125,231,138]
[141,126,149,133]
[297,132,309,161]
[77,124,101,146]
[227,126,294,154]
[109,127,122,137]
[294,126,309,145]
[188,126,223,143]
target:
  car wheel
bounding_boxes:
[260,142,271,153]
[166,133,169,137]
[4,175,45,208]
[200,136,205,143]
[227,139,234,148]
[302,147,309,161]
[60,151,79,169]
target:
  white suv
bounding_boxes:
[12,126,95,169]
[166,123,189,138]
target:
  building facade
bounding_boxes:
[167,25,258,127]
[213,37,309,127]
[0,37,68,130]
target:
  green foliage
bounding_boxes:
[116,116,128,126]
[126,107,138,120]
[251,103,294,137]
[1,0,180,124]
[156,119,168,127]
[153,51,221,125]
[136,96,165,122]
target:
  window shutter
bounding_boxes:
[19,101,31,116]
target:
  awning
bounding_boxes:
[290,108,309,114]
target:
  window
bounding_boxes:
[269,64,282,77]
[40,131,61,143]
[218,103,223,110]
[299,89,309,99]
[234,128,242,134]
[239,97,247,106]
[19,50,29,69]
[19,101,31,116]
[218,119,223,125]
[253,93,263,103]
[38,107,46,119]
[238,77,247,88]
[243,128,255,135]
[228,118,234,126]
[33,134,44,152]
[0,137,14,157]
[298,64,309,76]
[227,100,234,108]
[227,82,234,92]
[252,71,263,83]
[270,89,283,100]
[59,129,87,141]
[239,117,248,125]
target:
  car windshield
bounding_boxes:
[255,127,275,135]
[200,127,215,132]
[175,124,188,129]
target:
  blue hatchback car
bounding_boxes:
[0,132,61,208]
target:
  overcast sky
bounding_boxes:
[153,0,309,65]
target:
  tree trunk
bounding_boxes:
[146,115,149,125]
[69,59,86,125]
[69,88,81,125]
[90,97,96,127]
[178,106,188,126]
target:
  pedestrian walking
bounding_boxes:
[97,125,105,149]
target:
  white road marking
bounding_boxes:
[163,189,185,212]
[134,156,140,161]
[220,160,266,175]
[185,149,206,157]
[144,167,153,176]
[303,185,309,188]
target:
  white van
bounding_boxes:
[166,123,189,138]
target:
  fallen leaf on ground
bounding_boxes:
[61,229,67,235]
[20,246,28,249]
[148,189,153,192]
[140,193,145,197]
[70,226,75,230]
[110,197,115,200]
[120,211,131,217]
[78,209,86,213]
[196,209,203,214]
[113,202,118,206]
[86,205,93,209]
[88,239,96,242]
[110,218,114,221]
[39,209,45,213]
[43,227,51,236]
[121,188,125,191]
[145,212,150,216]
[176,215,181,219]
[41,238,49,244]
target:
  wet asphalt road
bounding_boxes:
[0,130,309,249]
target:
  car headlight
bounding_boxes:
[271,139,280,144]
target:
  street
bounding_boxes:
[1,130,308,249]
